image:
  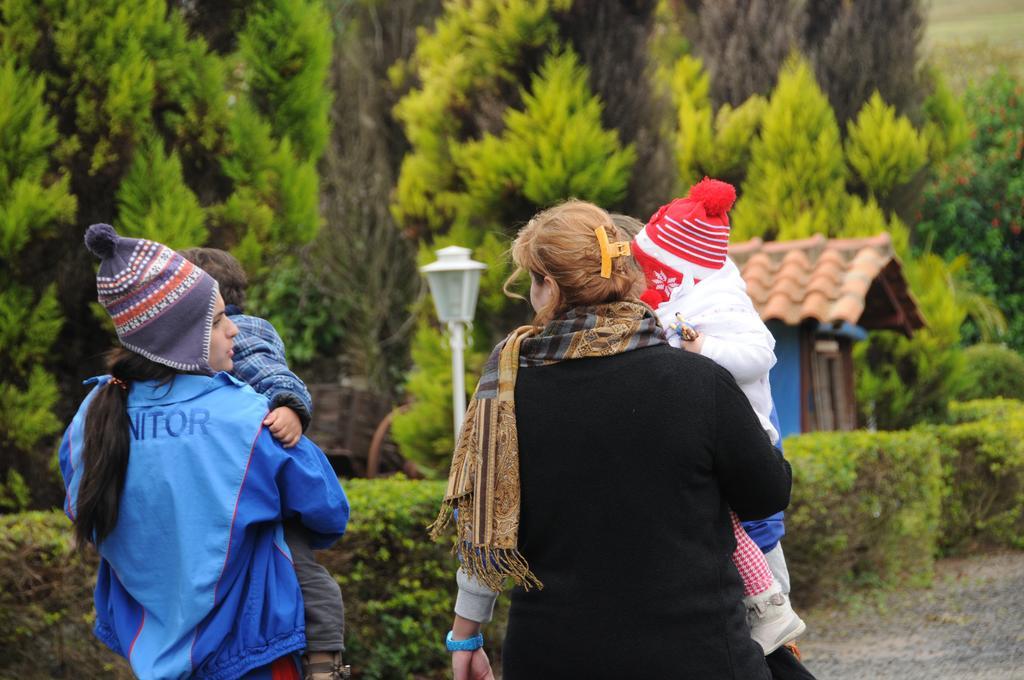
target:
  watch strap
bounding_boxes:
[446,630,484,652]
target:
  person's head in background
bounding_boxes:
[504,200,645,325]
[178,247,248,310]
[609,213,644,239]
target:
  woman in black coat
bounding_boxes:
[433,200,814,680]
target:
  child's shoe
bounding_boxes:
[302,652,351,680]
[744,581,806,655]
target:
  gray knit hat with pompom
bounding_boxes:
[84,223,218,373]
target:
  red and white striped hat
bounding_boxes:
[632,177,737,308]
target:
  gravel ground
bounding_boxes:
[797,552,1024,680]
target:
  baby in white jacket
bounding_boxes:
[658,257,779,443]
[631,178,805,654]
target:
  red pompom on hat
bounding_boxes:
[631,176,737,307]
[686,177,736,217]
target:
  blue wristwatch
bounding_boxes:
[446,630,484,652]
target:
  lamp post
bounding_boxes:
[420,246,487,435]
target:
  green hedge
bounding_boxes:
[783,429,943,605]
[929,399,1024,554]
[951,345,1024,402]
[780,399,1024,604]
[946,397,1024,425]
[0,479,502,680]
[3,405,1023,677]
[316,478,507,680]
[320,477,451,678]
[0,511,132,679]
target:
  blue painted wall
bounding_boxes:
[768,321,802,439]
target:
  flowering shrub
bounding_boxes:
[916,70,1024,349]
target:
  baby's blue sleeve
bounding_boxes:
[231,316,314,428]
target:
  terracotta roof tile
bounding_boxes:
[762,294,798,324]
[768,276,804,304]
[839,270,874,301]
[728,232,925,335]
[832,294,866,326]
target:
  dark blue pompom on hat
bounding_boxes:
[84,223,119,259]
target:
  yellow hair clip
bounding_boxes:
[595,225,631,278]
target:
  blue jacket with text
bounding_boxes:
[59,373,349,680]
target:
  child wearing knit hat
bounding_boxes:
[179,247,349,680]
[632,178,806,655]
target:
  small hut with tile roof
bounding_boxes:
[729,233,924,437]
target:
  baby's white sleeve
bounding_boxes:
[699,331,777,384]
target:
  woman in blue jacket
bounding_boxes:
[60,224,349,680]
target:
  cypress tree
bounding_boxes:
[391,0,569,237]
[0,61,75,508]
[669,54,713,189]
[116,135,207,248]
[296,0,443,393]
[454,48,636,217]
[554,0,675,217]
[666,53,767,191]
[730,56,846,242]
[854,254,1005,429]
[807,0,926,126]
[702,94,768,185]
[692,0,803,108]
[0,0,332,506]
[845,91,929,198]
[390,0,644,472]
[920,68,969,164]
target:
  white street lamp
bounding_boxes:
[420,246,487,435]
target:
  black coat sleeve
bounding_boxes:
[711,364,792,520]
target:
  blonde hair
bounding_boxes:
[504,200,645,324]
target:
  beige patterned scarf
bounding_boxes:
[428,301,664,591]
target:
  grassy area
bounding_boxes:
[925,0,1024,92]
[926,0,1024,46]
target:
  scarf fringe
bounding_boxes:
[429,496,544,592]
[427,498,456,540]
[453,538,544,593]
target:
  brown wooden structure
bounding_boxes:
[304,384,413,478]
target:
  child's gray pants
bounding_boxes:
[284,520,345,652]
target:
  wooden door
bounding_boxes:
[804,333,857,432]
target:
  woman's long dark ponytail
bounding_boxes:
[74,349,175,550]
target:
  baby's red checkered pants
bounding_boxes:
[730,511,775,596]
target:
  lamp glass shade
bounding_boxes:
[421,246,486,323]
